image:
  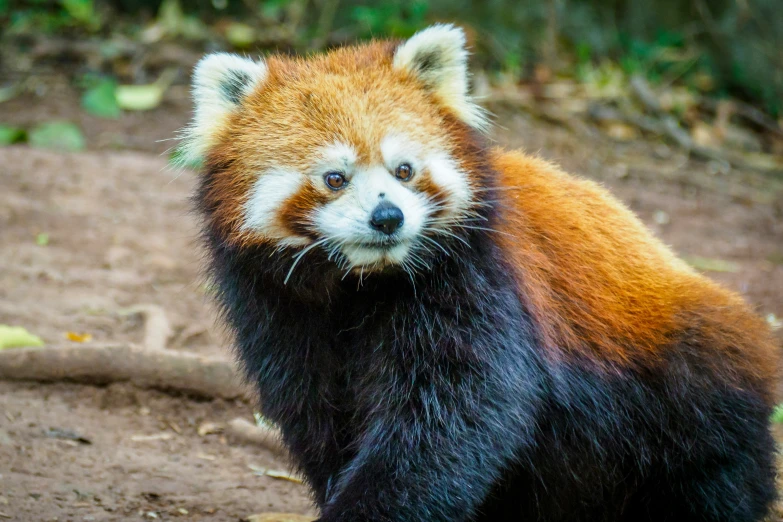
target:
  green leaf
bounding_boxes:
[59,0,100,30]
[0,124,26,146]
[116,69,176,111]
[36,232,50,246]
[29,121,86,152]
[81,78,121,118]
[682,255,740,273]
[157,0,184,35]
[225,22,255,48]
[0,325,44,349]
[772,404,783,423]
[116,84,163,111]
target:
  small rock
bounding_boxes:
[652,210,670,225]
[44,428,91,445]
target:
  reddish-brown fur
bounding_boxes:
[492,150,779,399]
[201,40,779,402]
[202,41,475,245]
[193,34,781,520]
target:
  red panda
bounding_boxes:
[184,25,780,522]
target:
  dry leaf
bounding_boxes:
[65,331,93,343]
[198,422,224,436]
[604,122,638,141]
[264,469,304,484]
[691,122,718,148]
[196,452,216,461]
[244,514,315,522]
[248,463,267,476]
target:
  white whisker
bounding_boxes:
[283,238,329,285]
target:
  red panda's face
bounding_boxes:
[184,25,488,277]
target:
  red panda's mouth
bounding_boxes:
[350,239,406,250]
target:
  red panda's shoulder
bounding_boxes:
[489,149,778,391]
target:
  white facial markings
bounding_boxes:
[243,137,473,270]
[242,167,309,246]
[313,142,357,176]
[380,133,424,174]
[426,152,472,214]
[313,164,430,267]
[381,133,472,216]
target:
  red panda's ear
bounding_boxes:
[393,24,488,132]
[182,53,267,164]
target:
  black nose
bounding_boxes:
[369,202,404,235]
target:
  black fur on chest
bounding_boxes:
[198,198,549,510]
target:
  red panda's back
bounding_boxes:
[492,149,779,398]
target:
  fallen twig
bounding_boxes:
[227,417,287,456]
[0,343,247,400]
[626,75,783,174]
[243,513,314,522]
[119,304,173,351]
[698,98,783,138]
[586,104,780,173]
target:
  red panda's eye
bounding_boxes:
[395,163,414,181]
[324,172,346,190]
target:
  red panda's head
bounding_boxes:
[185,25,490,279]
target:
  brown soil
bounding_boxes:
[1,89,781,521]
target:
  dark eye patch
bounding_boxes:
[220,69,253,104]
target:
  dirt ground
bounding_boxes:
[1,86,782,521]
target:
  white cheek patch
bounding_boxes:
[426,152,472,215]
[242,167,309,247]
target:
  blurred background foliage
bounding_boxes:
[0,0,782,171]
[2,0,781,116]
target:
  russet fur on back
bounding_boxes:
[183,25,780,522]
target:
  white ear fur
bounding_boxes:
[181,53,267,163]
[393,24,488,131]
